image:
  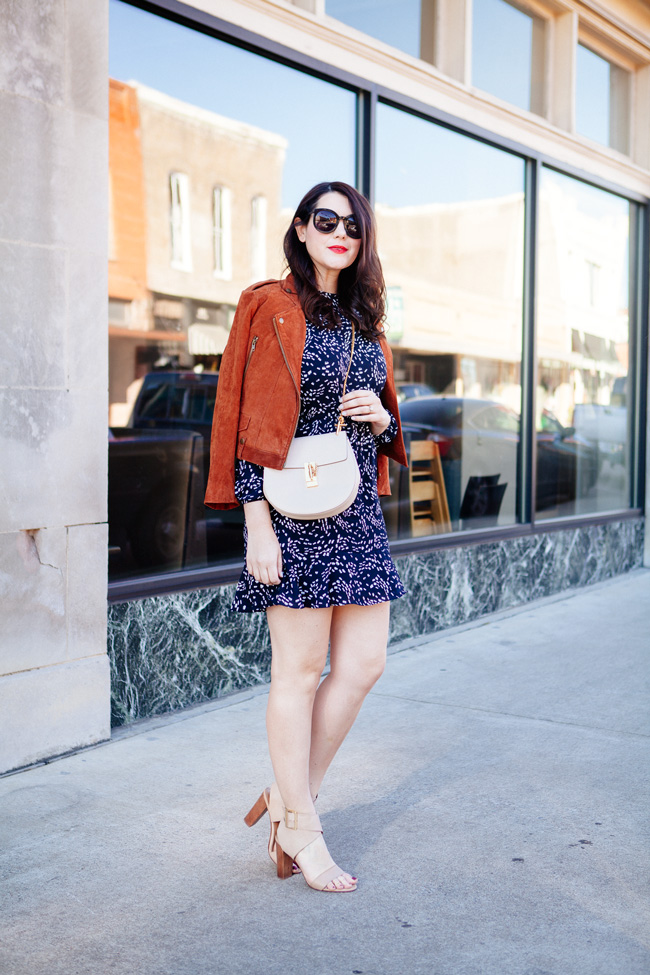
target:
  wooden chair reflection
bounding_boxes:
[409,439,451,536]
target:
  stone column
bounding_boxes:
[0,0,110,773]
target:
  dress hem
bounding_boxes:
[230,588,406,614]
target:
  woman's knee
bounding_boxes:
[362,652,386,690]
[334,650,386,695]
[270,655,325,695]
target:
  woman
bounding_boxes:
[205,181,407,892]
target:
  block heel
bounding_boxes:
[244,790,269,827]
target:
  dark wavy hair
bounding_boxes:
[283,181,386,341]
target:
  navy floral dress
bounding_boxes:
[231,295,406,612]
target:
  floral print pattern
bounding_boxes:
[232,295,406,612]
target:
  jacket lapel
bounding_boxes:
[273,284,306,390]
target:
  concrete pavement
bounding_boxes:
[1,570,649,975]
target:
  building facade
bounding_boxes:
[1,0,649,772]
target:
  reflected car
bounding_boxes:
[571,402,626,466]
[130,369,219,437]
[398,396,599,517]
[395,381,434,403]
[128,370,244,564]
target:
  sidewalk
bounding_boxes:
[1,570,649,975]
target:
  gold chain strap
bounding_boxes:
[336,323,356,435]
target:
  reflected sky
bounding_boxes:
[326,0,421,59]
[542,168,629,308]
[576,45,610,146]
[543,167,629,222]
[376,102,524,207]
[109,0,356,208]
[471,0,533,112]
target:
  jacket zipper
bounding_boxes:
[272,315,301,440]
[243,335,258,378]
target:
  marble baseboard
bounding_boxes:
[108,520,644,726]
[389,520,644,643]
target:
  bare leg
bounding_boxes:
[308,602,390,799]
[265,604,355,890]
[266,605,331,812]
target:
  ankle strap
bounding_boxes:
[283,808,321,832]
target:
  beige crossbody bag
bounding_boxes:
[262,325,360,520]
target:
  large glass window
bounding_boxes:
[536,169,631,518]
[375,103,526,538]
[108,0,357,581]
[471,0,545,115]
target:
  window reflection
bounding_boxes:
[471,0,544,115]
[108,0,357,580]
[376,103,525,537]
[576,45,610,146]
[576,44,630,153]
[326,0,422,60]
[536,169,631,518]
[212,186,232,280]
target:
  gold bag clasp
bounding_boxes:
[304,462,318,488]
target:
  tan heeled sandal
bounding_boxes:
[275,809,357,892]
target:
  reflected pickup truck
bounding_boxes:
[126,371,245,562]
[129,370,219,442]
[128,370,219,503]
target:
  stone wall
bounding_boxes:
[0,1,110,774]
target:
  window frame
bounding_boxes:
[108,0,648,603]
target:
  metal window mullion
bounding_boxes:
[357,85,377,203]
[630,201,649,510]
[519,156,540,527]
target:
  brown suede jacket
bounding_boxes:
[204,275,408,510]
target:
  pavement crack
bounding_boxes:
[369,690,650,739]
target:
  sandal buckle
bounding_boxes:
[284,809,300,830]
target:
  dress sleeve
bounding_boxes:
[374,409,398,446]
[234,458,266,504]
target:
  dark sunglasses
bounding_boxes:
[309,208,361,239]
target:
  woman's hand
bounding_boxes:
[340,389,390,436]
[243,500,283,585]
